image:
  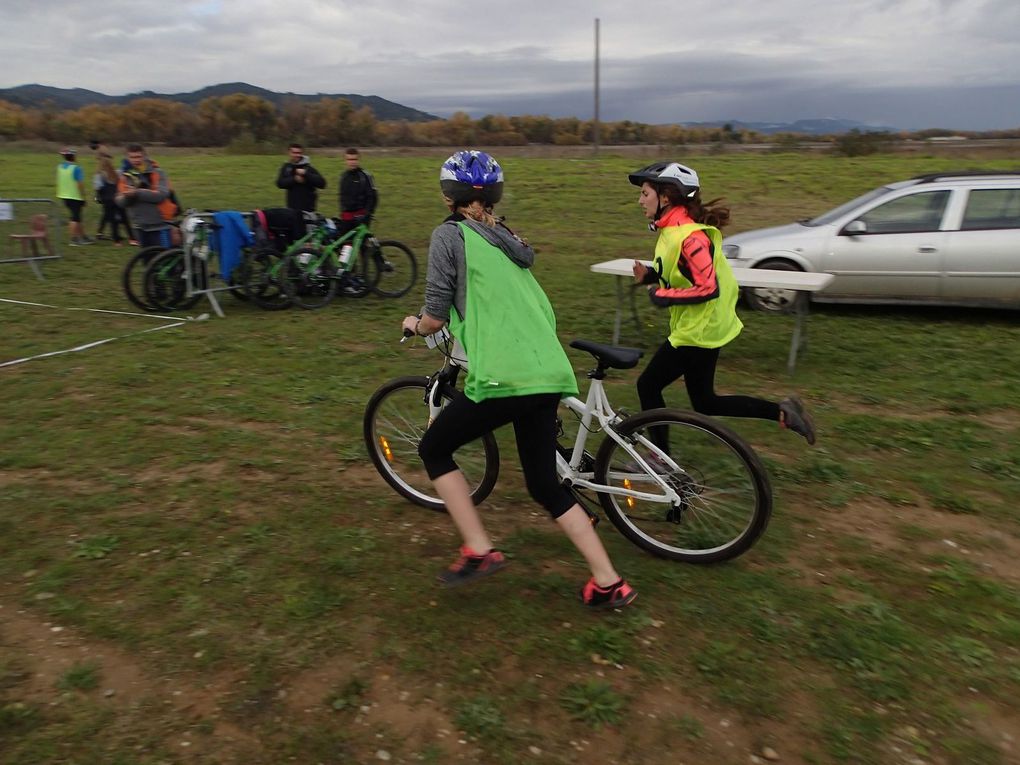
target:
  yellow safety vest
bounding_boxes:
[652,222,742,349]
[56,162,83,201]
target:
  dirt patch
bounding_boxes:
[0,468,104,494]
[823,395,1020,431]
[0,598,260,761]
[771,497,1020,594]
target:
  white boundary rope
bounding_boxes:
[0,298,195,369]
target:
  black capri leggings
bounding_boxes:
[418,391,576,519]
[637,342,780,421]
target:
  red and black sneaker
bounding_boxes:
[580,578,637,610]
[437,546,508,588]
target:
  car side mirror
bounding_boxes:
[841,220,867,236]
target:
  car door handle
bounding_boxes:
[918,246,937,253]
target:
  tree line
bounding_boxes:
[1,93,1018,149]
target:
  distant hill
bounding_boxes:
[0,82,439,122]
[683,118,898,135]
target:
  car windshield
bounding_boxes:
[803,187,895,227]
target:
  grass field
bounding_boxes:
[1,147,1019,765]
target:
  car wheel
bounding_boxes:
[744,260,805,314]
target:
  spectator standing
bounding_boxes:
[93,152,128,246]
[115,144,177,249]
[337,147,378,235]
[276,143,326,213]
[56,147,93,246]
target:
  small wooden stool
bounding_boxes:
[8,213,55,280]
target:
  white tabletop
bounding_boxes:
[590,258,834,292]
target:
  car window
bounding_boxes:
[806,187,891,226]
[856,191,950,234]
[960,188,1020,231]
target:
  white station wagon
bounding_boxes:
[722,171,1020,311]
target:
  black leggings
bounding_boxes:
[418,391,576,519]
[637,342,780,421]
[98,201,128,242]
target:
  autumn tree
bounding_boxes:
[0,100,25,139]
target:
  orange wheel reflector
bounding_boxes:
[379,436,394,463]
[623,478,635,509]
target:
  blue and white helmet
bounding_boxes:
[440,150,504,205]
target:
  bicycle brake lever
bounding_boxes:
[400,328,415,343]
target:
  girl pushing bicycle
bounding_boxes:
[400,150,636,610]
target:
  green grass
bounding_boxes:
[1,147,1019,764]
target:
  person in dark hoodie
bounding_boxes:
[276,143,326,213]
[336,147,378,236]
[399,150,636,610]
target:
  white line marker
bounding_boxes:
[1,322,184,369]
[0,298,183,322]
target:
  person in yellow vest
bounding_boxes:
[628,162,816,444]
[400,150,636,609]
[56,148,93,246]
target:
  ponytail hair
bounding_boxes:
[658,185,731,229]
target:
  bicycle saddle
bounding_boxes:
[569,339,643,370]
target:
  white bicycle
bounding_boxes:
[362,331,772,563]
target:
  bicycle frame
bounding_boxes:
[421,331,683,508]
[556,383,683,505]
[313,222,374,274]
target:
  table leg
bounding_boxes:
[612,275,623,344]
[787,291,807,374]
[627,283,643,340]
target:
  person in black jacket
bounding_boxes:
[276,143,326,213]
[336,148,378,235]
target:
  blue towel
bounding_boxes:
[210,211,254,281]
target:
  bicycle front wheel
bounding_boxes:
[240,246,292,310]
[280,248,337,309]
[122,245,168,311]
[363,376,500,512]
[142,249,203,312]
[594,409,772,563]
[370,240,418,299]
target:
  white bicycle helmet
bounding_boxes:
[628,161,700,198]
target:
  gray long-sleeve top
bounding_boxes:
[424,214,536,323]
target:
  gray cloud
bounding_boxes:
[2,0,1019,130]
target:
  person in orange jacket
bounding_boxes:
[116,143,180,248]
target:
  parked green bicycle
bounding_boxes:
[279,221,417,310]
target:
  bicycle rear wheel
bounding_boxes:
[370,240,418,298]
[121,245,168,311]
[594,409,772,563]
[363,376,500,512]
[280,248,337,309]
[142,248,203,312]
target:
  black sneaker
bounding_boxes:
[437,546,507,587]
[580,578,637,610]
[780,395,816,445]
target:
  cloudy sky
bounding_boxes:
[5,0,1020,130]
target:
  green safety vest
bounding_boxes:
[653,222,743,349]
[449,223,578,403]
[56,162,83,201]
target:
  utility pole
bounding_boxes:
[593,17,600,157]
